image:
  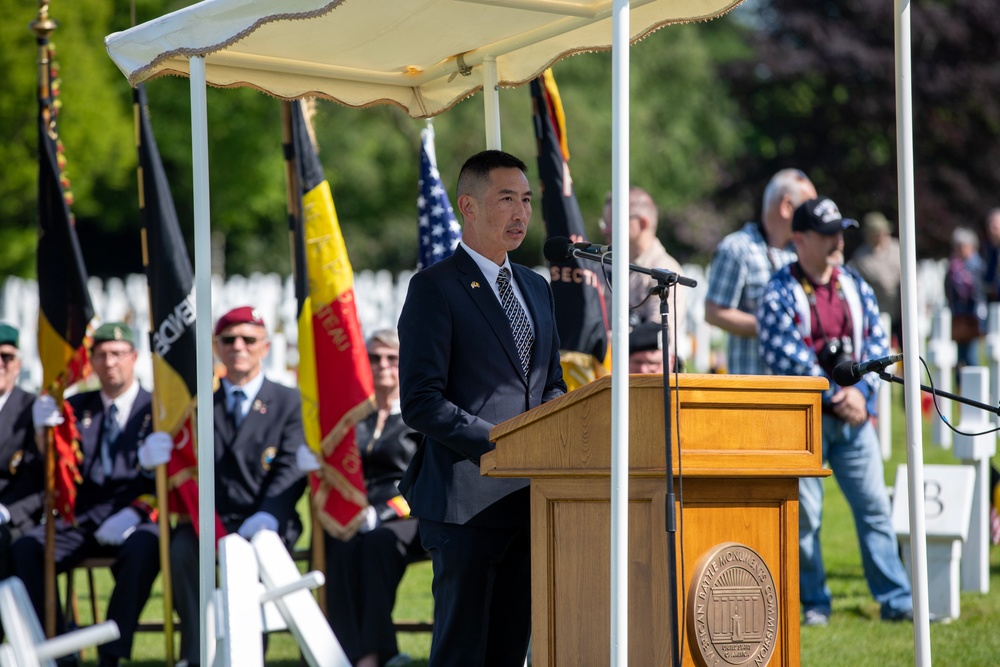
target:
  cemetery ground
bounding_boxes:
[66,385,999,666]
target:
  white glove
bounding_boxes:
[32,395,64,429]
[295,444,321,472]
[95,508,142,546]
[358,505,378,534]
[0,504,10,527]
[138,432,174,470]
[237,511,278,539]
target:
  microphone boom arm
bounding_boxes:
[875,371,1000,417]
[570,249,698,288]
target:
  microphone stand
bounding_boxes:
[875,371,1000,417]
[571,247,695,667]
[649,272,682,667]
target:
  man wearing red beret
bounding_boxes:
[167,306,307,667]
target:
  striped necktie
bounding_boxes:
[496,267,534,378]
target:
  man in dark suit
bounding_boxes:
[0,323,44,580]
[168,306,306,667]
[12,322,164,667]
[398,150,567,667]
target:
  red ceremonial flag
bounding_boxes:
[36,38,94,523]
[135,83,226,543]
[287,100,373,540]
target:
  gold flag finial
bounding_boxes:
[30,3,58,38]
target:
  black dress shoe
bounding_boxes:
[54,655,80,667]
[96,655,120,667]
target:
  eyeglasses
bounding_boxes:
[92,349,133,362]
[0,352,18,364]
[368,353,399,366]
[217,335,260,346]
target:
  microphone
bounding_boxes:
[543,236,611,263]
[832,353,904,386]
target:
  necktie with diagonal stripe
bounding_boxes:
[496,267,534,378]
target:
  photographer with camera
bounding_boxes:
[757,197,914,627]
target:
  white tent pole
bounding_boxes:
[190,56,218,667]
[894,1,932,664]
[483,56,501,149]
[610,1,629,665]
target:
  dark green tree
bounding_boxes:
[718,0,1000,257]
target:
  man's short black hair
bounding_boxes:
[457,150,528,199]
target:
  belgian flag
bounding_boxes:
[36,38,93,522]
[287,100,373,540]
[531,70,609,390]
[136,83,225,542]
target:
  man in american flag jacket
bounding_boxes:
[757,197,913,627]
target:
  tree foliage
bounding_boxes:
[0,1,746,281]
[718,0,1000,258]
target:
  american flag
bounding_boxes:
[417,122,460,269]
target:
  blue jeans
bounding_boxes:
[799,416,912,618]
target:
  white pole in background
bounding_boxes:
[190,56,217,667]
[482,56,501,150]
[610,1,630,665]
[894,1,932,663]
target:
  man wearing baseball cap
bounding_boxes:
[13,321,173,667]
[167,306,306,667]
[756,197,913,626]
[0,324,45,584]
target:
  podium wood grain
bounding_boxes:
[483,374,829,667]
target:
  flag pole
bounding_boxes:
[31,2,60,639]
[137,92,177,667]
[281,100,327,613]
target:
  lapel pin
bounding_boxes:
[471,281,480,289]
[253,399,265,415]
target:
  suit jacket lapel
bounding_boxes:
[455,247,527,385]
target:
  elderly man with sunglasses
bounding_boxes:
[0,324,45,583]
[167,306,307,667]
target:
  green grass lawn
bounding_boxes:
[69,384,999,666]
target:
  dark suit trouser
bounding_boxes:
[10,521,160,661]
[170,524,205,665]
[324,518,423,664]
[420,518,531,667]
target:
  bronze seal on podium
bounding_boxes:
[687,542,779,667]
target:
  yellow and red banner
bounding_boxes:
[36,39,93,522]
[288,100,373,540]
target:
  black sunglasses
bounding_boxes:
[0,352,17,364]
[368,353,399,366]
[217,335,260,346]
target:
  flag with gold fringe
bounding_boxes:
[36,38,93,522]
[136,83,226,542]
[287,100,373,540]
[531,69,609,390]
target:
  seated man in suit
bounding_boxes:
[12,322,166,667]
[168,306,307,667]
[0,323,45,581]
[398,150,566,667]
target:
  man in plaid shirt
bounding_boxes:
[705,169,815,374]
[757,197,913,627]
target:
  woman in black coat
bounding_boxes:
[325,329,423,667]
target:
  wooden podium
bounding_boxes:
[482,374,828,667]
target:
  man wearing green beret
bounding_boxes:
[13,321,171,667]
[0,323,45,583]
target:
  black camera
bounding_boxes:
[817,336,853,370]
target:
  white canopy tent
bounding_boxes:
[105,0,932,664]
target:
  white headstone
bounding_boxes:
[892,464,976,620]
